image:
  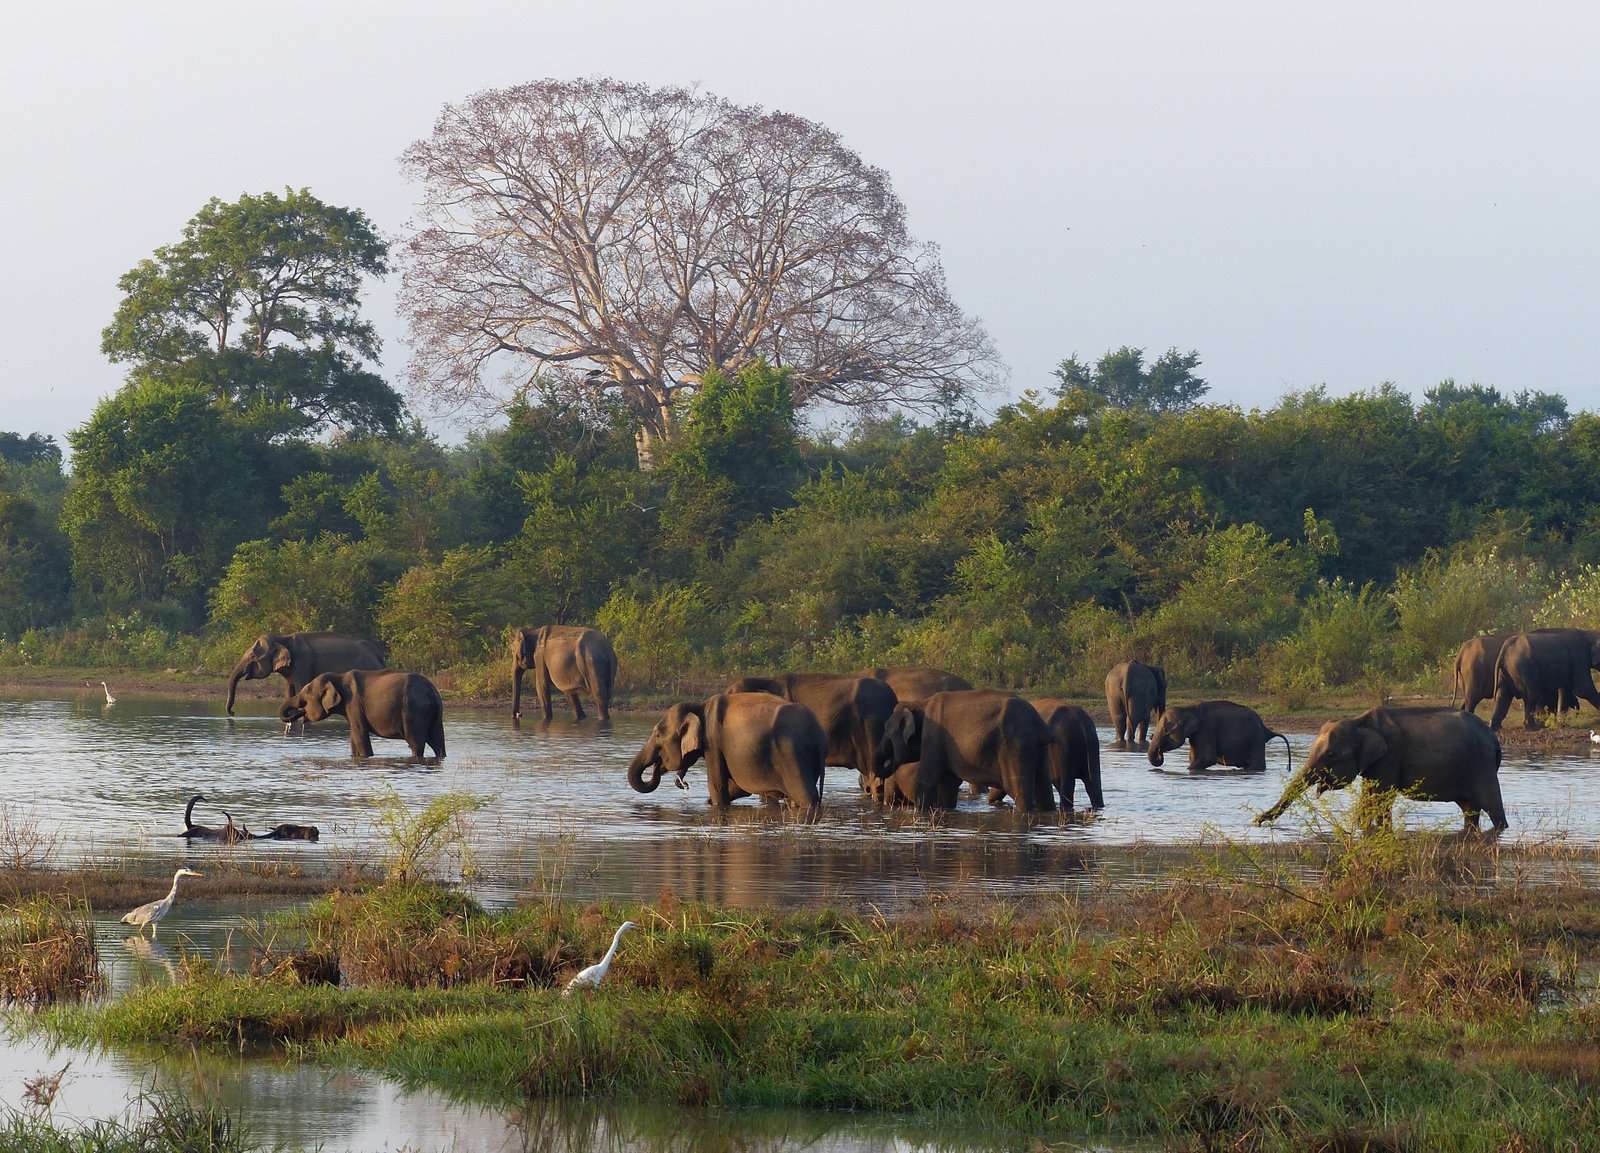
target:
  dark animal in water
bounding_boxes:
[252,823,321,842]
[179,794,248,843]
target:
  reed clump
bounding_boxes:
[0,894,100,1004]
[295,882,578,989]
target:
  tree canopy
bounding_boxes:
[101,188,401,439]
[1053,346,1209,413]
[399,77,1003,463]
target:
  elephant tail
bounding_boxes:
[1267,730,1292,772]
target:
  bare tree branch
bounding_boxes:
[399,78,1004,462]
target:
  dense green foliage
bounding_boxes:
[10,285,1600,699]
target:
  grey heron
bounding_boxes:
[101,682,116,705]
[562,920,636,994]
[120,868,201,937]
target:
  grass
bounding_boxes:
[0,1087,264,1153]
[0,895,100,1004]
[23,827,1600,1151]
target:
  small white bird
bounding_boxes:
[101,682,117,705]
[562,920,636,995]
[120,868,201,937]
[1590,730,1600,744]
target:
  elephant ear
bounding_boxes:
[680,710,706,760]
[270,643,293,673]
[318,678,342,714]
[1180,711,1202,738]
[1355,727,1388,773]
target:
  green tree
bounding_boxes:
[102,188,400,439]
[63,377,268,622]
[209,534,402,641]
[1053,346,1209,413]
[658,361,803,558]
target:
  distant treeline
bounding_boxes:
[3,364,1597,702]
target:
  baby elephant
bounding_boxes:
[281,669,445,760]
[1148,701,1289,773]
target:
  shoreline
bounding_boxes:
[3,667,1590,749]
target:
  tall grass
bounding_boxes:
[0,895,100,1004]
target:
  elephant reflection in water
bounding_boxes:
[634,821,1097,909]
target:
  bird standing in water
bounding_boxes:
[101,682,117,705]
[121,868,201,937]
[562,921,636,994]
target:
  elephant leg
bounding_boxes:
[1458,803,1482,833]
[538,675,555,722]
[567,688,587,720]
[1480,779,1508,832]
[349,722,374,759]
[1487,683,1515,732]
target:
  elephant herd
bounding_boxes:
[225,627,1546,835]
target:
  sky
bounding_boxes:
[1,1,1596,458]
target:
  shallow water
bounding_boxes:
[5,688,1600,910]
[2,1027,1137,1153]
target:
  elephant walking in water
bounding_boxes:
[1255,706,1505,833]
[225,632,384,715]
[511,625,617,722]
[1105,659,1167,746]
[1031,699,1103,810]
[1148,701,1289,774]
[627,693,825,810]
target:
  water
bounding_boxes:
[3,689,1596,911]
[2,687,1594,1151]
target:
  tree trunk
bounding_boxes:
[632,383,677,471]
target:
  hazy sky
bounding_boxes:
[2,1,1596,456]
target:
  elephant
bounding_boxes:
[225,632,384,715]
[855,666,973,705]
[1255,706,1505,833]
[1147,701,1289,774]
[627,692,826,809]
[1489,628,1600,731]
[1451,634,1517,715]
[1031,699,1104,809]
[280,669,446,760]
[511,625,617,722]
[726,672,897,792]
[1105,659,1167,746]
[874,690,1056,813]
[252,823,321,842]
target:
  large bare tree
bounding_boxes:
[399,78,1003,463]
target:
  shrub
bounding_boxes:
[1390,546,1549,676]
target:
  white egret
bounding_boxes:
[101,682,117,705]
[1591,731,1600,744]
[562,920,636,995]
[120,868,201,937]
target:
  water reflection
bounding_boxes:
[0,1028,1144,1152]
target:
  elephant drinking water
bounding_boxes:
[627,693,826,810]
[1148,701,1288,773]
[225,632,384,715]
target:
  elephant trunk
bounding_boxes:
[628,748,666,793]
[1148,746,1165,767]
[511,663,524,719]
[225,661,253,716]
[1255,771,1310,826]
